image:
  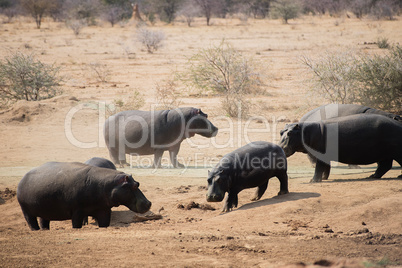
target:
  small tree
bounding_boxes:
[303,46,402,112]
[136,27,165,54]
[270,0,300,24]
[0,52,62,104]
[354,45,402,111]
[182,41,262,118]
[66,19,87,36]
[21,0,57,29]
[301,51,359,104]
[178,0,200,27]
[155,78,182,109]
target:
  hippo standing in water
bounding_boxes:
[104,107,218,168]
[206,141,289,212]
[85,157,116,170]
[279,114,402,182]
[17,162,151,230]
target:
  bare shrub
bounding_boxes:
[178,1,200,27]
[301,50,359,104]
[136,27,165,54]
[182,41,262,118]
[155,78,182,110]
[377,37,390,49]
[108,88,145,116]
[66,19,86,36]
[0,51,62,106]
[302,45,402,112]
[88,62,111,83]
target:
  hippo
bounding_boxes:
[85,157,116,170]
[279,114,402,182]
[300,103,402,123]
[206,141,289,212]
[294,103,402,167]
[17,162,151,230]
[104,107,218,168]
[83,157,117,225]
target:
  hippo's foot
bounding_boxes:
[221,205,234,213]
[173,163,185,168]
[250,196,260,201]
[368,173,381,179]
[277,190,289,196]
[310,177,322,183]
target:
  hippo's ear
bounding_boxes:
[208,170,211,176]
[116,175,129,185]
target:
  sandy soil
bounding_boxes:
[0,15,401,267]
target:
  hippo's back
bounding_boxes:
[300,104,369,122]
[221,141,287,171]
[85,157,116,170]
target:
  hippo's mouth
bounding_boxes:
[206,194,224,202]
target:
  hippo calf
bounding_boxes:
[279,114,402,182]
[85,157,116,170]
[206,141,289,212]
[17,162,151,230]
[104,107,218,168]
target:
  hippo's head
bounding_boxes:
[279,123,304,157]
[186,108,218,138]
[111,174,151,214]
[206,168,231,202]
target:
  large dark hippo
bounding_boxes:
[206,141,289,212]
[104,107,218,168]
[279,114,402,182]
[17,162,151,230]
[85,157,116,170]
[300,103,402,123]
[294,103,401,167]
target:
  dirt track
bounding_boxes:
[0,15,401,267]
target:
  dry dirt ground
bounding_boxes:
[0,14,401,267]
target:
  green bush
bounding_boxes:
[270,0,300,24]
[301,50,359,104]
[181,41,262,118]
[354,45,402,111]
[303,45,402,112]
[0,52,62,105]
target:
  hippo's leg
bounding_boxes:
[307,154,317,168]
[222,191,238,212]
[396,158,402,178]
[311,161,331,183]
[370,159,393,178]
[22,211,40,231]
[108,148,120,165]
[322,164,331,180]
[71,210,85,229]
[169,144,185,168]
[251,181,268,201]
[276,170,289,195]
[95,210,111,228]
[153,150,164,168]
[39,218,50,230]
